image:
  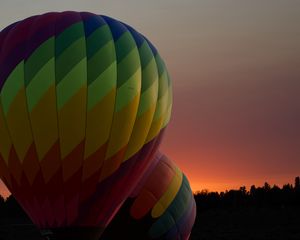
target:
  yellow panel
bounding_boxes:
[99,94,140,179]
[162,85,173,128]
[145,90,169,143]
[145,116,164,143]
[105,93,140,159]
[0,99,12,163]
[162,103,172,128]
[58,87,87,159]
[5,88,33,162]
[151,166,183,218]
[161,93,172,129]
[84,88,116,159]
[29,85,58,160]
[124,103,156,161]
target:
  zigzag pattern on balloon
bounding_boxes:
[0,12,172,228]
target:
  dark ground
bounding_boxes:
[191,206,300,240]
[1,206,300,240]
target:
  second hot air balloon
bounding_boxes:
[102,153,196,240]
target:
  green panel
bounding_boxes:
[55,37,86,84]
[56,22,85,57]
[155,53,166,77]
[115,31,137,65]
[117,46,140,88]
[139,41,155,69]
[25,37,54,87]
[138,41,157,93]
[87,24,113,59]
[153,53,169,100]
[56,57,87,109]
[26,58,55,111]
[87,61,117,110]
[133,40,159,116]
[1,62,24,115]
[87,40,116,85]
[158,71,169,100]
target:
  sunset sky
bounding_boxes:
[0,0,299,197]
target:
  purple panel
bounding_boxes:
[55,11,82,36]
[24,12,57,60]
[0,21,18,47]
[0,16,35,60]
[79,11,96,21]
[0,41,26,90]
[0,16,35,90]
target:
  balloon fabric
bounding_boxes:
[0,11,195,240]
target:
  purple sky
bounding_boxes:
[0,1,299,195]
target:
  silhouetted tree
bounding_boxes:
[264,182,271,191]
[240,186,247,195]
[295,177,300,190]
[250,185,256,196]
[194,177,300,211]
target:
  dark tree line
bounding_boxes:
[0,177,300,220]
[194,176,300,212]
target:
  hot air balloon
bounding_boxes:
[0,11,172,239]
[102,153,196,240]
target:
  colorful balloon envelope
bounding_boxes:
[0,11,172,239]
[102,153,196,240]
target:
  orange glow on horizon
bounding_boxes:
[1,174,297,199]
[189,176,297,194]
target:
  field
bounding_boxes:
[191,206,300,240]
[1,206,300,239]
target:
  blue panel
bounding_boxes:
[124,23,145,48]
[164,191,194,239]
[102,15,127,40]
[145,37,158,56]
[83,15,106,37]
